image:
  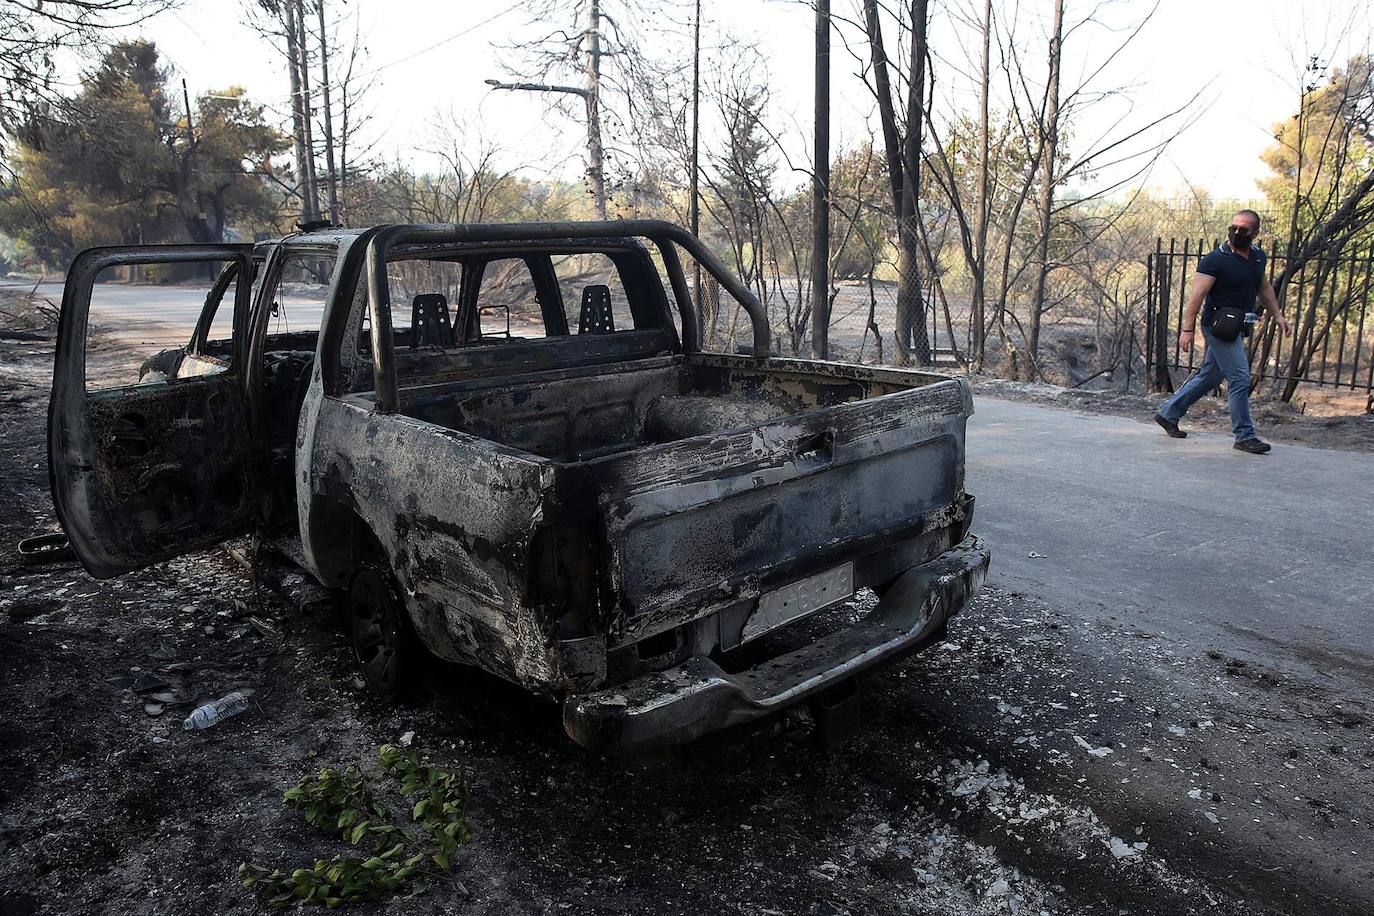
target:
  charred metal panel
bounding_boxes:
[642,395,790,441]
[590,377,973,644]
[564,536,989,754]
[687,352,952,394]
[303,394,574,691]
[56,378,256,577]
[402,361,680,460]
[48,244,257,578]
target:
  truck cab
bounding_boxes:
[49,221,988,753]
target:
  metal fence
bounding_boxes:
[1145,237,1374,396]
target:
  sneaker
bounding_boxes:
[1154,414,1186,438]
[1233,438,1272,454]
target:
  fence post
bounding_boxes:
[1152,237,1173,392]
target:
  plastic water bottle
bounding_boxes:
[182,692,251,731]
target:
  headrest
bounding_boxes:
[578,284,615,335]
[411,293,454,348]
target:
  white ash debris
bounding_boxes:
[1106,836,1148,859]
[1073,735,1114,757]
[848,816,1059,915]
[934,758,1110,844]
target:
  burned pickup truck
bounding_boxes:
[49,220,988,753]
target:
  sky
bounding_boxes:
[90,0,1374,203]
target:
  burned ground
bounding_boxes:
[2,294,1371,915]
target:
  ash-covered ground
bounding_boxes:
[2,291,1371,916]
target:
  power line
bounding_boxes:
[350,1,527,80]
[162,3,526,108]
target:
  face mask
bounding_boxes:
[1228,225,1255,249]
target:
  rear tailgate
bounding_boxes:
[589,376,973,644]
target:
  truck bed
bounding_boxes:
[395,353,974,650]
[396,353,958,461]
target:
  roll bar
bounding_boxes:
[363,220,770,413]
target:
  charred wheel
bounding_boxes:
[348,563,413,702]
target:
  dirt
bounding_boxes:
[3,289,1372,915]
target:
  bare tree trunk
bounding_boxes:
[896,0,931,366]
[971,0,991,369]
[315,0,339,224]
[585,0,608,219]
[863,0,930,366]
[293,0,320,221]
[283,0,314,222]
[1027,0,1064,375]
[689,0,702,339]
[336,23,372,221]
[864,1,903,215]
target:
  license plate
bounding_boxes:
[744,563,855,642]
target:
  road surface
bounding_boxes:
[2,278,320,350]
[969,397,1374,690]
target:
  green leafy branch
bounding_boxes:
[239,744,473,909]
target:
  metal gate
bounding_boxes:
[1145,237,1374,398]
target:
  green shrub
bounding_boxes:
[240,744,472,909]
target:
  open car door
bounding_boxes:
[49,244,257,578]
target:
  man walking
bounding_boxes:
[1154,209,1292,453]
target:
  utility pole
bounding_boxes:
[972,0,991,368]
[689,0,702,342]
[811,0,831,360]
[181,77,195,148]
[181,78,208,245]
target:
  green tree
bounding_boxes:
[1260,55,1374,245]
[0,40,287,267]
[1255,55,1374,401]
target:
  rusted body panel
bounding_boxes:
[51,221,989,753]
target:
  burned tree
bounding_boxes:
[486,0,675,220]
[862,0,932,366]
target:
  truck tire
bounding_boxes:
[348,562,414,702]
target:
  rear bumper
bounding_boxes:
[563,535,989,754]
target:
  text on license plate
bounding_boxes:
[744,563,855,642]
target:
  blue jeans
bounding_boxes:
[1160,327,1255,442]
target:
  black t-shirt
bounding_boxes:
[1198,243,1266,334]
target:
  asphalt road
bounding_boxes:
[967,397,1374,689]
[3,278,320,348]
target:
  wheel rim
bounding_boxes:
[350,568,403,698]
